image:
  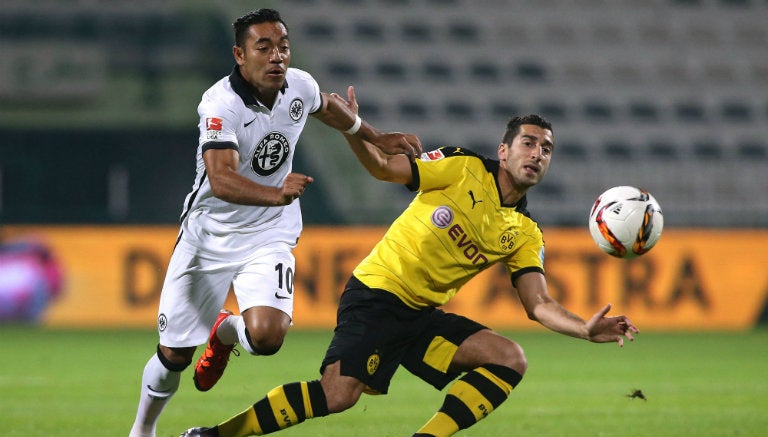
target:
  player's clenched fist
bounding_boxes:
[282,173,314,204]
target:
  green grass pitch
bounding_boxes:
[2,327,767,437]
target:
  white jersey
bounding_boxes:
[179,66,322,258]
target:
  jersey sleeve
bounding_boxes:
[414,147,476,191]
[306,76,322,114]
[289,68,322,114]
[197,92,240,151]
[508,232,545,285]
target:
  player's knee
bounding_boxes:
[157,344,194,371]
[243,328,285,356]
[241,311,290,355]
[498,341,527,376]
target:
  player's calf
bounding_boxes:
[180,380,330,437]
[414,364,524,437]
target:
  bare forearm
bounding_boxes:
[343,133,413,184]
[517,272,589,340]
[344,133,391,179]
[517,272,637,346]
[208,170,284,206]
[530,301,589,340]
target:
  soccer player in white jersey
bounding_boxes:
[128,9,421,437]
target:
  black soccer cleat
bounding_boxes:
[179,427,219,437]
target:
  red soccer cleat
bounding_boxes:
[193,310,237,391]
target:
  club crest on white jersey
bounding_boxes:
[289,98,304,121]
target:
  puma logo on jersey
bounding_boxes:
[468,190,483,209]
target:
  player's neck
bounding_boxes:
[500,189,525,207]
[252,88,278,109]
[497,168,526,206]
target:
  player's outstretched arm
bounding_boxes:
[342,131,413,184]
[313,87,422,158]
[515,272,639,346]
[324,87,413,184]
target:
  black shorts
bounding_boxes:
[320,276,487,394]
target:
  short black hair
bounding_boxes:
[233,9,288,47]
[502,114,553,144]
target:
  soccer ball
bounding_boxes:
[588,186,664,259]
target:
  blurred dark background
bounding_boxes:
[1,0,766,226]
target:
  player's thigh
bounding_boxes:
[450,329,527,375]
[321,285,420,395]
[158,242,236,347]
[232,243,295,319]
[400,311,487,390]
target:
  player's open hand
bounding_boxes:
[329,86,359,115]
[585,304,639,347]
[281,172,313,204]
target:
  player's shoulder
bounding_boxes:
[286,67,315,81]
[420,147,496,174]
[285,68,319,91]
[420,146,485,161]
[202,75,233,96]
[285,68,320,102]
[200,76,239,110]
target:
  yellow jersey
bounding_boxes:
[353,147,545,309]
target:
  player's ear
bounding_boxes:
[497,142,507,159]
[233,45,245,64]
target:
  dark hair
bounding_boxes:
[502,114,553,144]
[233,9,288,47]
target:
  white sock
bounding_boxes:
[233,315,260,355]
[128,353,181,437]
[216,314,241,346]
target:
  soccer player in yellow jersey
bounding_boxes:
[179,88,640,437]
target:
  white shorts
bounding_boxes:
[157,238,296,347]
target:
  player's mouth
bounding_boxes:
[266,68,285,79]
[523,163,540,175]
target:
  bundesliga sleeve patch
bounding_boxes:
[423,149,445,161]
[205,117,223,140]
[206,117,223,130]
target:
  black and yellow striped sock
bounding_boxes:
[413,364,523,437]
[215,380,329,437]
